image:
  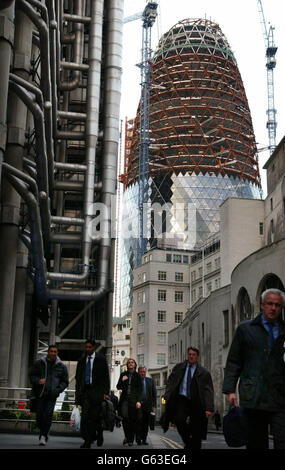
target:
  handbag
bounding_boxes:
[223,402,248,447]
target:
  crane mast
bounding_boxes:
[257,0,277,154]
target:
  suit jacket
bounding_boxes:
[141,377,157,412]
[165,361,214,420]
[117,370,143,407]
[75,352,110,405]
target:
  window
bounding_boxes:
[158,310,166,322]
[158,289,166,301]
[206,282,212,295]
[199,286,203,298]
[151,373,160,387]
[215,257,220,269]
[191,271,196,281]
[142,272,146,282]
[118,324,123,332]
[166,254,172,262]
[157,332,166,345]
[206,262,212,274]
[157,353,166,365]
[126,320,131,328]
[175,291,183,302]
[191,289,196,303]
[138,333,144,346]
[270,198,273,211]
[175,272,183,282]
[149,254,152,261]
[183,255,189,264]
[158,271,167,281]
[138,312,145,324]
[142,290,146,303]
[198,267,203,278]
[138,354,144,366]
[259,222,264,235]
[144,256,148,263]
[175,312,183,323]
[173,254,182,263]
[215,278,221,289]
[137,292,142,304]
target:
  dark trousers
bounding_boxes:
[245,409,285,449]
[36,397,56,438]
[81,387,103,443]
[121,400,139,443]
[136,408,150,442]
[175,395,204,449]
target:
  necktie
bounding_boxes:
[186,365,192,399]
[142,379,146,400]
[85,356,91,384]
[267,322,275,348]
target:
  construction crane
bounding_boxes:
[257,0,277,154]
[123,2,158,264]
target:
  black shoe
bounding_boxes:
[97,434,104,447]
[123,438,128,445]
[128,441,133,446]
[80,441,91,448]
[136,440,142,445]
[142,440,149,445]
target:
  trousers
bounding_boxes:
[245,409,285,449]
[80,387,103,443]
[36,397,56,438]
[175,395,205,449]
[120,400,140,443]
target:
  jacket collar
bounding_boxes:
[251,313,285,333]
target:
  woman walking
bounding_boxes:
[117,358,142,446]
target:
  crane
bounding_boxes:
[257,0,277,155]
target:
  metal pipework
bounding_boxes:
[48,0,124,297]
[18,0,55,195]
[3,173,48,304]
[47,0,104,283]
[59,0,85,92]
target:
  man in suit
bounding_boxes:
[136,366,157,445]
[164,347,214,450]
[75,339,110,448]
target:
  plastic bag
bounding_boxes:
[70,406,81,431]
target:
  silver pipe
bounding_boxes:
[50,233,82,244]
[53,180,102,191]
[2,162,38,200]
[58,110,86,121]
[60,61,89,72]
[4,174,47,304]
[56,130,85,140]
[63,13,91,24]
[49,0,124,297]
[51,216,84,226]
[54,162,86,172]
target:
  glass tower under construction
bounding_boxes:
[120,19,263,317]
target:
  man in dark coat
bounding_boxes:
[75,339,110,448]
[163,347,214,450]
[222,288,285,449]
[30,345,69,446]
[136,366,157,445]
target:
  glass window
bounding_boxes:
[138,354,144,366]
[138,333,144,346]
[206,262,212,274]
[166,254,172,262]
[206,282,212,295]
[138,312,145,324]
[191,271,196,281]
[157,353,166,365]
[158,271,167,281]
[175,272,184,282]
[151,373,160,387]
[183,255,189,264]
[173,254,182,263]
[158,289,166,301]
[198,266,203,277]
[175,312,183,323]
[158,310,166,322]
[157,332,166,345]
[191,289,196,303]
[175,291,183,302]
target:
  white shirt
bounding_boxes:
[86,352,96,384]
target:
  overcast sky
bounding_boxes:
[120,0,285,195]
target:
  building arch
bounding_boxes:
[256,274,285,314]
[236,287,252,322]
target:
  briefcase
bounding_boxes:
[149,412,155,430]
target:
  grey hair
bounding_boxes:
[138,366,147,371]
[261,289,285,306]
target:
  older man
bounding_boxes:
[164,347,214,450]
[223,288,285,449]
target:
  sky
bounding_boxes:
[120,0,285,196]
